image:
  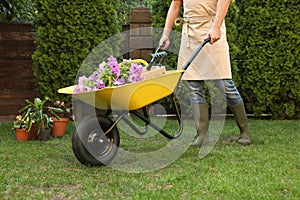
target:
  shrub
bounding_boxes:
[236,0,300,118]
[32,0,121,104]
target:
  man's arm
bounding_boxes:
[160,0,182,49]
[208,0,231,44]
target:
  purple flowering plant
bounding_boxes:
[74,56,147,93]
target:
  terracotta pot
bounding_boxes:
[28,124,38,140]
[15,128,29,141]
[51,117,69,137]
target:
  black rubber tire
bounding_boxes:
[72,115,120,166]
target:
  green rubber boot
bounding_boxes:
[230,103,251,145]
[190,103,209,146]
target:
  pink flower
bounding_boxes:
[108,56,120,77]
[130,63,143,74]
[74,56,146,93]
[114,78,126,85]
[99,61,107,72]
[96,79,106,89]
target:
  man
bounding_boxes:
[160,0,251,146]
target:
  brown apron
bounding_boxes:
[178,0,232,80]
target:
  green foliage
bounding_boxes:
[151,0,174,29]
[0,0,23,21]
[0,0,36,23]
[236,0,300,118]
[32,0,121,105]
[226,2,241,86]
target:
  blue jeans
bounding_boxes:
[187,79,243,107]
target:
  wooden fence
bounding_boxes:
[0,23,37,119]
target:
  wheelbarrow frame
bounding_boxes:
[102,92,183,140]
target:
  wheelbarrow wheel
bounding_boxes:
[72,115,120,166]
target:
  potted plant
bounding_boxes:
[19,97,63,141]
[12,115,30,141]
[50,100,72,137]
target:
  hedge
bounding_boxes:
[236,0,300,119]
[32,0,120,104]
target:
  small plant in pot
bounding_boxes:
[50,100,72,137]
[19,97,63,141]
[14,109,39,140]
[12,115,30,141]
[13,115,29,130]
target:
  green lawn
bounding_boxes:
[0,119,299,199]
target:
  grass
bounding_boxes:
[0,119,299,199]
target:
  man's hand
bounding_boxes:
[207,27,221,44]
[159,34,170,50]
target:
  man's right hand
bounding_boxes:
[159,34,170,50]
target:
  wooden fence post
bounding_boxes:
[129,7,153,62]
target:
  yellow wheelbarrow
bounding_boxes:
[58,38,210,166]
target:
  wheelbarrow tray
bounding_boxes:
[58,70,184,110]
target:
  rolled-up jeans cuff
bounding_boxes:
[187,80,206,104]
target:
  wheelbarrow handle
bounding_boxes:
[181,37,211,71]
